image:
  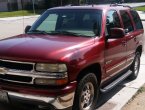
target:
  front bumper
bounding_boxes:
[8,91,74,110]
[0,81,77,110]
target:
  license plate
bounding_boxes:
[0,91,9,103]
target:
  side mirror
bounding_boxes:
[109,28,125,39]
[25,25,31,33]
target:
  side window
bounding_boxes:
[130,10,143,30]
[120,10,134,33]
[106,10,121,36]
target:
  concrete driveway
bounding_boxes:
[123,2,145,7]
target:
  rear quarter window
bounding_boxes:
[120,10,134,33]
[130,10,143,30]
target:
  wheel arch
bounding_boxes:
[77,63,102,86]
[136,45,142,56]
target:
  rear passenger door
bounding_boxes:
[130,10,144,56]
[120,10,134,67]
[120,10,143,67]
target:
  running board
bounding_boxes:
[100,70,132,93]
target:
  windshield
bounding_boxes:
[29,9,102,37]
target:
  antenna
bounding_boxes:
[92,0,94,7]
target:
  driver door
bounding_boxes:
[104,10,127,81]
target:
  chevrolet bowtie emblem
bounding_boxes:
[0,68,7,75]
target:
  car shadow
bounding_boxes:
[0,103,38,110]
[96,79,131,109]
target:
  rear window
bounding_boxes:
[130,10,143,30]
[120,10,134,33]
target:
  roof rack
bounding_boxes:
[110,3,132,9]
[65,3,95,7]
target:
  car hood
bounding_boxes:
[0,34,95,63]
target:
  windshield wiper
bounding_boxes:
[28,30,92,37]
[28,30,48,35]
[60,31,93,37]
[48,31,88,37]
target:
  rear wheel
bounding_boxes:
[128,52,140,80]
[72,73,98,110]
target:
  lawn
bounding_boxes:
[0,10,45,18]
[135,6,145,11]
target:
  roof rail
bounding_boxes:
[110,3,132,9]
[65,4,95,7]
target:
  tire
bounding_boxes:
[72,73,99,110]
[128,52,140,80]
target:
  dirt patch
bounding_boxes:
[122,84,145,110]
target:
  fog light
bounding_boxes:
[34,78,68,86]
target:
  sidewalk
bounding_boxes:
[0,12,144,22]
[0,15,39,21]
[137,11,145,21]
[0,11,144,21]
[97,54,145,110]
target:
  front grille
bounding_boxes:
[0,74,32,83]
[0,60,34,84]
[0,60,34,71]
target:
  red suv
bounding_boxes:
[0,4,143,110]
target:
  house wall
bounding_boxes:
[0,0,8,12]
[0,0,33,12]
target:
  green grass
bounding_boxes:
[137,86,145,94]
[135,6,145,11]
[0,10,45,18]
[128,86,145,103]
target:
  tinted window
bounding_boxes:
[120,11,134,32]
[30,9,102,37]
[106,10,121,36]
[130,10,143,30]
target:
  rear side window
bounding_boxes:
[120,10,134,33]
[130,10,143,30]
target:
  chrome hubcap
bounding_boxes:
[134,55,139,75]
[80,82,94,110]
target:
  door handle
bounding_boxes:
[122,41,126,46]
[134,37,137,41]
[130,36,134,38]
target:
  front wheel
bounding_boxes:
[128,52,140,80]
[72,73,98,110]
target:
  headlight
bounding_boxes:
[35,63,68,85]
[35,63,67,73]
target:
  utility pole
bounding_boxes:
[20,0,23,10]
[7,0,11,11]
[78,0,80,5]
[32,0,35,15]
[61,0,62,6]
